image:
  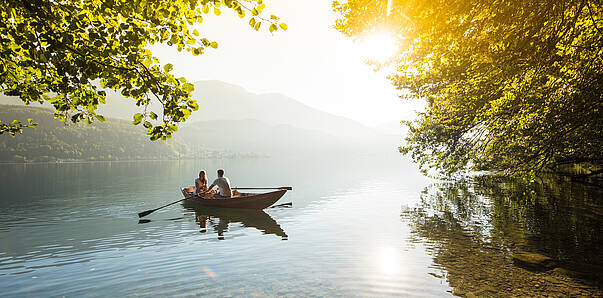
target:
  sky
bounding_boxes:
[151,0,424,127]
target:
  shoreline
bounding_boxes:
[0,156,269,165]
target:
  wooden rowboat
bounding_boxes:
[180,187,290,210]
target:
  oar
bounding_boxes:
[138,196,190,218]
[270,202,292,208]
[232,187,292,190]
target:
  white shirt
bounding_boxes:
[211,177,232,197]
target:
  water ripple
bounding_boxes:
[0,159,446,297]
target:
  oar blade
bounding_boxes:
[270,202,292,208]
[138,209,156,218]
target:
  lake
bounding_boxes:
[0,152,601,297]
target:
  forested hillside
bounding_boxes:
[0,106,258,163]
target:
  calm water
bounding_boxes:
[0,153,601,297]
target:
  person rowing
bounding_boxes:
[208,169,232,198]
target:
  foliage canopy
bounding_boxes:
[0,0,286,140]
[334,0,602,177]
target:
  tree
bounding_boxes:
[0,0,287,140]
[0,118,37,136]
[334,0,602,178]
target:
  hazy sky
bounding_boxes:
[152,0,423,127]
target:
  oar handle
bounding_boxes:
[232,187,292,190]
[138,192,191,218]
[156,197,189,209]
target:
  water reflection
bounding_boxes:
[181,202,288,240]
[0,156,443,297]
[403,175,603,296]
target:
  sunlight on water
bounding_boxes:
[377,246,401,275]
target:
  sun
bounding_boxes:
[359,31,398,63]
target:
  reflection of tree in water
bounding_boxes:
[403,175,602,296]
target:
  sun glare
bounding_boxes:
[359,32,398,63]
[378,246,400,275]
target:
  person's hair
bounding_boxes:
[217,169,224,177]
[199,170,207,184]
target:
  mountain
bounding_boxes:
[1,80,399,160]
[184,80,377,138]
[176,119,352,157]
[0,106,259,163]
[2,80,382,138]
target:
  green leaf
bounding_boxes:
[188,101,199,110]
[183,82,195,93]
[95,115,106,123]
[159,8,169,18]
[71,113,81,123]
[133,113,143,125]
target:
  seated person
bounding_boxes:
[207,169,232,198]
[184,170,213,196]
[195,170,210,195]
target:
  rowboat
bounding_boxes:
[180,187,291,210]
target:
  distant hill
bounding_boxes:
[0,80,380,136]
[176,119,347,156]
[1,80,400,160]
[2,80,382,137]
[94,80,382,138]
[0,106,259,163]
[184,81,378,138]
